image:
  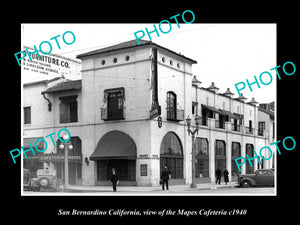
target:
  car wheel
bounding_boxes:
[39,177,50,188]
[241,180,251,188]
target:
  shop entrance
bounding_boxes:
[90,130,137,184]
[97,159,136,181]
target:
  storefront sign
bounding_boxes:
[21,46,81,80]
[137,154,160,160]
[138,154,150,159]
[39,154,82,162]
[151,154,160,159]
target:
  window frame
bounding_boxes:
[24,106,31,124]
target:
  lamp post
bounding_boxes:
[186,115,200,189]
[59,134,73,189]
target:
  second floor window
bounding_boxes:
[59,95,78,123]
[102,87,125,121]
[167,91,176,120]
[258,121,265,136]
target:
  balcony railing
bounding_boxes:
[200,117,208,126]
[215,120,225,129]
[101,108,124,121]
[60,114,77,123]
[231,124,241,132]
[166,108,184,121]
[245,127,254,134]
[257,129,265,136]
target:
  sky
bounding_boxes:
[22,23,276,103]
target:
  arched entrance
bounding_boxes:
[90,130,137,184]
[160,132,183,181]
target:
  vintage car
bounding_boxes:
[30,169,61,192]
[237,169,274,188]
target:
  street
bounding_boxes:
[23,186,275,195]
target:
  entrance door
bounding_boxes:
[97,159,136,181]
[108,92,123,119]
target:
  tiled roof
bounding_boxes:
[76,39,197,64]
[42,79,82,94]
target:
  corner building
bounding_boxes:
[76,39,273,186]
[23,39,274,187]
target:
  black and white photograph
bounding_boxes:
[21,23,276,196]
[4,5,297,224]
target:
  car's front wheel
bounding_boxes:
[39,177,50,188]
[241,180,251,188]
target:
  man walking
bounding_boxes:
[160,166,170,191]
[215,167,222,185]
[110,168,119,192]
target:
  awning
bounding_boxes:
[23,137,44,149]
[90,131,137,160]
[23,137,44,159]
[201,104,220,114]
[218,109,239,119]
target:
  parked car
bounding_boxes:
[237,169,274,188]
[31,169,61,192]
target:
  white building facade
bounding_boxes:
[23,39,274,187]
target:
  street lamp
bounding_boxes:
[59,134,73,189]
[186,115,200,189]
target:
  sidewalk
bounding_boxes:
[64,182,238,193]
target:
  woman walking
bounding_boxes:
[223,168,229,185]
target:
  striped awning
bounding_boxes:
[23,137,44,159]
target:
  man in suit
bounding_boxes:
[110,168,119,192]
[160,166,170,191]
[215,167,222,185]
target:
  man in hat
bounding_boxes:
[110,168,119,192]
[160,166,170,191]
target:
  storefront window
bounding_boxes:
[231,142,241,176]
[246,144,254,174]
[195,138,209,178]
[160,132,183,179]
[215,140,226,170]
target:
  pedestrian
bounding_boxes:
[160,166,170,191]
[110,168,119,192]
[223,168,229,185]
[215,167,222,185]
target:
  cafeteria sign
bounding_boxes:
[39,154,82,163]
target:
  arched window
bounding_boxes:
[215,140,226,170]
[195,138,209,178]
[246,144,254,174]
[160,132,183,179]
[231,142,241,176]
[166,92,177,120]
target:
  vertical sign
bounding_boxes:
[150,47,161,119]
